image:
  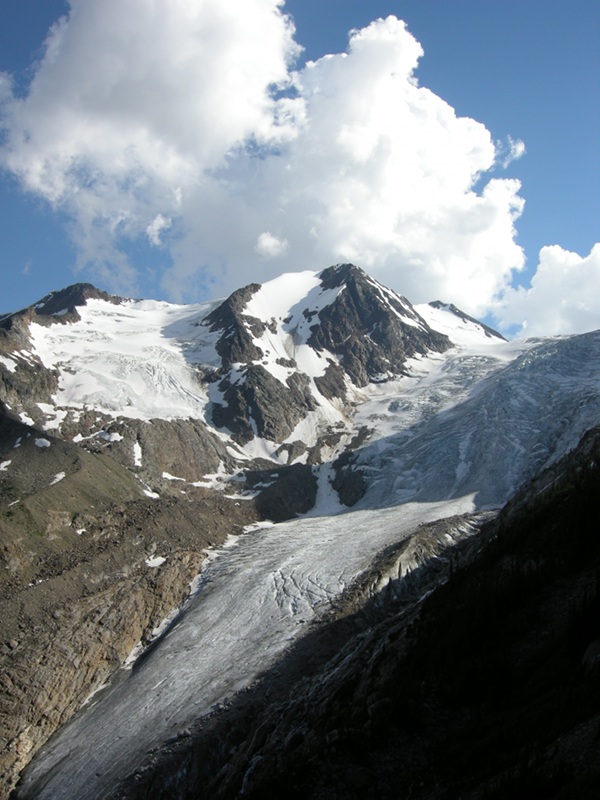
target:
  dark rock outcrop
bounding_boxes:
[204,283,264,368]
[309,264,451,387]
[212,366,317,445]
[248,463,318,522]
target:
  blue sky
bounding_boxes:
[0,0,598,336]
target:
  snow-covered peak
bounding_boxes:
[417,300,506,347]
[1,266,537,490]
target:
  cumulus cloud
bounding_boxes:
[2,0,591,333]
[496,244,600,336]
[0,0,300,293]
[255,232,289,258]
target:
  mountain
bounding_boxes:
[1,265,599,797]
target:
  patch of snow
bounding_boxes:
[0,355,17,373]
[50,472,66,485]
[162,472,186,482]
[37,403,68,430]
[97,430,123,442]
[81,682,110,708]
[76,528,86,536]
[13,437,21,448]
[133,441,142,467]
[34,438,51,448]
[20,412,35,426]
[145,555,167,568]
[123,642,145,670]
[16,350,37,365]
[0,460,11,472]
[142,487,160,499]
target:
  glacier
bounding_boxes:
[15,307,600,798]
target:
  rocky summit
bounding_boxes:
[1,265,600,798]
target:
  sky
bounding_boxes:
[0,0,598,337]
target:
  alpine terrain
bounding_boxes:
[1,264,599,798]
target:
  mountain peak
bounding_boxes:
[309,265,452,387]
[318,262,366,289]
[428,300,506,341]
[1,283,118,333]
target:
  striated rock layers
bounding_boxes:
[0,411,258,795]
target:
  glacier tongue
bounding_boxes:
[17,497,476,800]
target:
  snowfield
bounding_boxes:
[28,298,218,421]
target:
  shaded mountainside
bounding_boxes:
[110,427,600,800]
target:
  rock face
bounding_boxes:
[212,365,317,445]
[310,264,451,386]
[206,264,451,443]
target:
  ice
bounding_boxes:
[28,298,215,422]
[18,496,475,799]
[34,438,51,448]
[97,431,123,442]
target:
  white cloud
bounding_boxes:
[496,243,600,336]
[0,0,300,293]
[496,135,526,169]
[255,232,289,258]
[157,15,527,315]
[3,3,588,334]
[146,214,172,247]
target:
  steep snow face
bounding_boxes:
[242,269,344,380]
